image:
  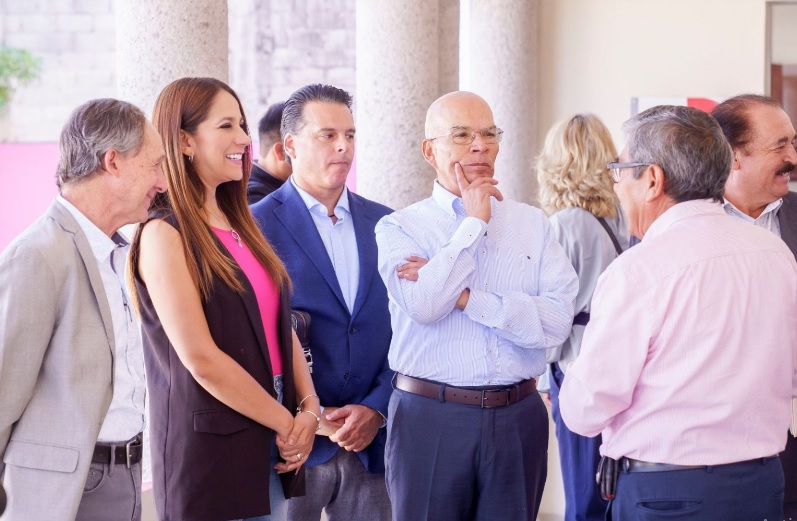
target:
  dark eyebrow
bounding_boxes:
[318,127,356,134]
[216,116,243,124]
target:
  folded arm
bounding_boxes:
[376,215,486,324]
[461,222,578,349]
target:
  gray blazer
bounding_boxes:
[0,200,115,521]
[779,192,797,256]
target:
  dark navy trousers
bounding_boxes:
[550,363,608,521]
[610,456,784,520]
[385,385,548,521]
[781,433,797,520]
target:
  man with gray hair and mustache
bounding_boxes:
[0,98,166,520]
[712,94,797,519]
[560,105,797,520]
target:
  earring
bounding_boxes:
[188,154,193,163]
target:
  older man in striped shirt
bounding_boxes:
[375,91,578,521]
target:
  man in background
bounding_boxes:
[248,101,293,204]
[712,94,797,519]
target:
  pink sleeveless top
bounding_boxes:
[212,228,282,376]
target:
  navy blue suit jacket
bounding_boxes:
[251,181,393,473]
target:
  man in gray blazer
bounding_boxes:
[0,98,166,521]
[712,94,797,519]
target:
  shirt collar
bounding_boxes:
[432,180,465,218]
[722,197,782,222]
[290,176,351,218]
[644,199,725,241]
[57,195,127,264]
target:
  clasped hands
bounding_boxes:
[274,404,383,473]
[274,409,318,474]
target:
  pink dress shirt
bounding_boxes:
[560,199,797,465]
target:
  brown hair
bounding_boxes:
[132,77,289,302]
[711,94,780,153]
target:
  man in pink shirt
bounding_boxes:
[560,105,797,520]
[712,94,797,519]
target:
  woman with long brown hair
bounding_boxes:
[130,77,318,521]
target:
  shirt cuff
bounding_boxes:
[450,217,487,250]
[462,288,499,326]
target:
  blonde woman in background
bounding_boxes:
[536,113,629,521]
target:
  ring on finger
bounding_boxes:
[296,453,303,461]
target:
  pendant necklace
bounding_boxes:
[208,208,242,247]
[230,229,242,247]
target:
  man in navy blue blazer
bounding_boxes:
[251,84,393,521]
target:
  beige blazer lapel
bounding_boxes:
[50,201,116,373]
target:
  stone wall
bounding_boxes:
[0,0,356,142]
[229,0,356,132]
[0,0,116,141]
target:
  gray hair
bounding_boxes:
[622,105,732,203]
[56,98,147,187]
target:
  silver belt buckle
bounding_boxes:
[480,388,511,408]
[124,436,138,468]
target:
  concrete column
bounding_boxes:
[116,0,229,117]
[355,0,458,210]
[438,0,460,96]
[462,0,538,203]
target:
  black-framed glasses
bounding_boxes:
[428,126,504,145]
[607,161,651,183]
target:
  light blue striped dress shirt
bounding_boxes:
[375,181,578,386]
[290,177,359,312]
[722,198,782,237]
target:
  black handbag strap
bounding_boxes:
[596,216,623,256]
[572,217,624,329]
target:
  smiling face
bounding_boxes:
[283,100,354,202]
[183,89,251,191]
[423,92,499,196]
[117,122,167,224]
[725,103,797,216]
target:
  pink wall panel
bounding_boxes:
[0,143,358,253]
[0,143,60,252]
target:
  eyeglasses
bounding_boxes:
[427,126,504,145]
[606,161,651,183]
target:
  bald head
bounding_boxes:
[422,91,499,195]
[424,91,493,139]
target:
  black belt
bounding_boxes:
[394,373,536,408]
[622,455,777,473]
[92,433,143,468]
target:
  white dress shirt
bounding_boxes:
[57,196,145,441]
